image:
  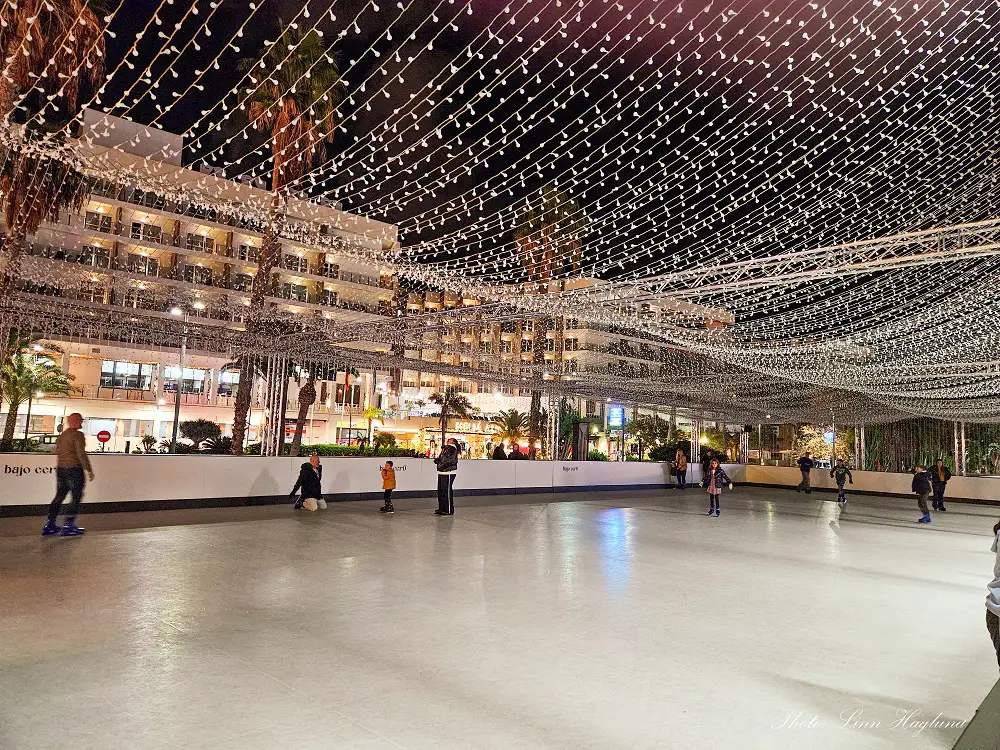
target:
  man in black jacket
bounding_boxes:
[912,465,933,524]
[434,439,459,515]
[290,454,324,510]
[931,459,952,511]
[492,443,507,460]
[796,452,815,493]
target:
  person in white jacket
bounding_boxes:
[988,519,1000,671]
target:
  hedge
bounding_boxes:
[243,443,423,458]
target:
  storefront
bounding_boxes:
[372,424,423,450]
[421,419,499,459]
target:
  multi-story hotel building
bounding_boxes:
[4,113,718,456]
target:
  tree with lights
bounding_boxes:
[362,405,384,444]
[513,185,589,448]
[0,0,105,301]
[288,370,317,458]
[792,425,853,465]
[492,408,528,444]
[231,26,347,454]
[429,388,473,446]
[1,353,73,442]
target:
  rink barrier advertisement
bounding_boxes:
[0,456,720,514]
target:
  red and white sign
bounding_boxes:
[96,430,112,444]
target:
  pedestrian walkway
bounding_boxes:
[1,488,996,749]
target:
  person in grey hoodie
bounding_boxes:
[434,438,459,516]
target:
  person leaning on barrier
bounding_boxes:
[674,449,688,490]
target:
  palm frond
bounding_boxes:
[237,25,346,191]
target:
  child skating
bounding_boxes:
[380,461,396,513]
[912,465,933,524]
[829,458,853,505]
[702,458,732,517]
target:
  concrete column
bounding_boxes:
[960,422,967,475]
[155,361,165,402]
[210,367,222,406]
[203,367,213,406]
[954,421,960,475]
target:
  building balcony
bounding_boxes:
[87,183,388,262]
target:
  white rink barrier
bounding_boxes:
[0,455,746,512]
[745,464,1000,503]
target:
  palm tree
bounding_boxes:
[289,371,316,457]
[362,405,384,444]
[513,185,589,447]
[231,26,347,454]
[0,331,59,406]
[1,353,73,441]
[0,0,105,299]
[492,408,528,443]
[429,388,472,446]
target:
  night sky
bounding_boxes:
[97,0,1000,287]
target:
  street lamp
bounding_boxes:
[169,306,188,453]
[22,391,43,450]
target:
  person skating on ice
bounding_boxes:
[912,465,933,524]
[380,461,396,513]
[829,458,853,505]
[796,451,814,493]
[42,412,95,537]
[931,459,952,511]
[702,457,732,517]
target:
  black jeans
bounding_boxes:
[932,484,947,508]
[383,489,393,504]
[988,610,1000,671]
[676,470,687,489]
[48,467,85,521]
[437,474,455,514]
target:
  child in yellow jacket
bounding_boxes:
[380,462,396,513]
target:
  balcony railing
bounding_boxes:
[88,183,368,253]
[67,386,354,412]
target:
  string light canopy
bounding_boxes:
[3,0,1000,423]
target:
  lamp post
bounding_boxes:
[23,391,42,451]
[169,306,188,453]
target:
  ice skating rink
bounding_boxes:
[1,486,997,749]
